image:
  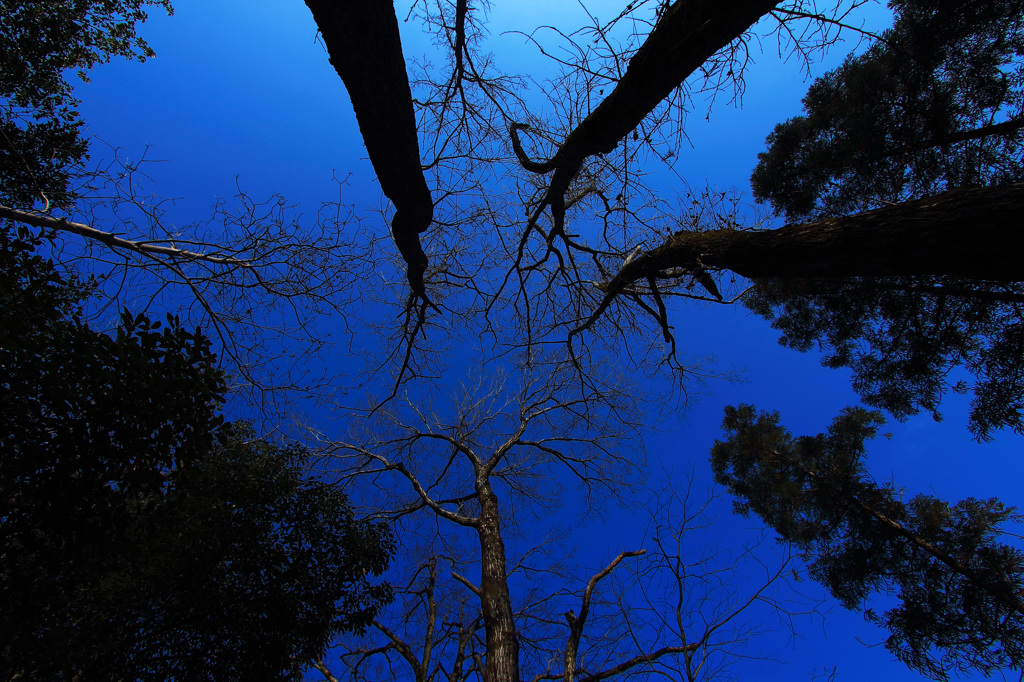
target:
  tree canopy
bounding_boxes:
[3,0,1024,680]
[712,404,1024,680]
[0,0,172,209]
[739,0,1024,440]
[751,0,1024,220]
[0,225,393,680]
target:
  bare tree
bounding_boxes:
[297,0,1022,360]
[541,478,803,682]
[0,151,370,406]
[7,0,1022,395]
[5,1,1021,677]
[308,362,802,682]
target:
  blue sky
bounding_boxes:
[68,2,1024,680]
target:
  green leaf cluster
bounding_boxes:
[712,404,1024,680]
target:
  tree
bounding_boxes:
[0,0,172,209]
[301,0,1024,311]
[751,0,1024,222]
[293,1,1024,677]
[0,0,367,400]
[0,225,393,680]
[711,404,1024,680]
[7,0,1024,398]
[311,368,799,682]
[742,0,1024,439]
[4,0,1024,679]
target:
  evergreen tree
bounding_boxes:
[712,404,1024,680]
[746,0,1024,439]
[751,0,1024,220]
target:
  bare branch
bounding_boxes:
[0,204,249,265]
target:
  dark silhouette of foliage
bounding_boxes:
[0,226,393,680]
[744,278,1024,440]
[744,0,1024,440]
[4,0,1024,678]
[711,404,1024,680]
[751,0,1024,221]
[0,0,172,208]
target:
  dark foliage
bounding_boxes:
[0,0,172,208]
[745,0,1024,439]
[711,404,1024,680]
[751,0,1024,221]
[0,226,393,680]
[744,278,1024,440]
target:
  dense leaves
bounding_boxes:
[745,0,1024,439]
[744,278,1024,440]
[68,421,396,681]
[712,404,1024,680]
[751,0,1024,221]
[0,0,172,208]
[0,227,393,680]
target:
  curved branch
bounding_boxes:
[577,644,701,682]
[510,123,558,173]
[310,659,341,682]
[347,445,480,528]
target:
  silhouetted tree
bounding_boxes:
[0,0,172,209]
[744,0,1024,439]
[712,404,1024,680]
[0,0,368,399]
[0,225,393,680]
[315,371,797,682]
[4,0,1024,678]
[752,0,1024,220]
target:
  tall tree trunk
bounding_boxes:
[303,0,433,298]
[307,0,782,294]
[529,0,779,221]
[550,0,779,165]
[612,183,1024,289]
[476,480,519,682]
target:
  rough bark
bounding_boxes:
[615,182,1024,288]
[476,480,519,682]
[303,0,433,298]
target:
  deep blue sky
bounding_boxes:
[70,2,1024,680]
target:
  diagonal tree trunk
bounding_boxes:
[546,0,779,166]
[572,183,1024,335]
[303,0,434,297]
[613,182,1024,288]
[516,0,779,228]
[309,0,781,293]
